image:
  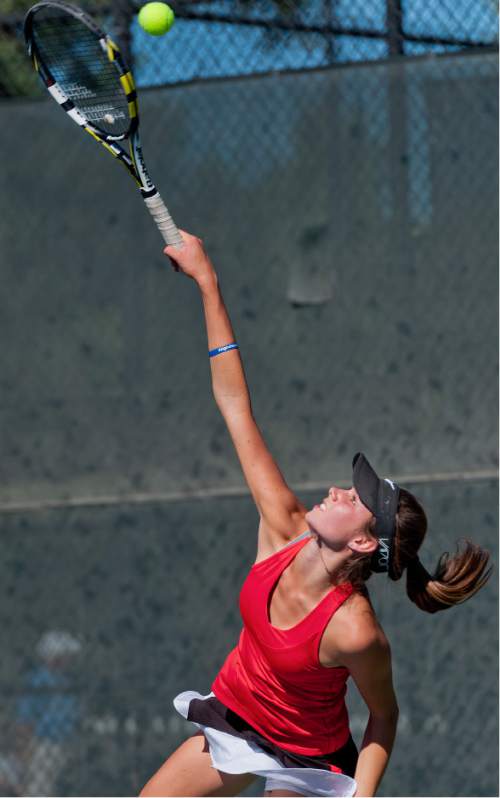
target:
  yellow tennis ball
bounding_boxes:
[138,2,175,36]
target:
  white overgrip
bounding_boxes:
[143,192,183,247]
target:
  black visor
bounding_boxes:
[352,452,400,575]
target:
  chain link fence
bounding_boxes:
[0,0,498,796]
[1,0,499,95]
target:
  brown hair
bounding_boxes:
[337,487,493,612]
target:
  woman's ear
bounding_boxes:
[348,534,379,555]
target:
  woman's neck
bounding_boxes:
[292,533,351,596]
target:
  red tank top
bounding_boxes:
[212,532,355,756]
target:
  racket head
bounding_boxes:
[24,1,138,141]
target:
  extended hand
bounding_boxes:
[164,230,216,288]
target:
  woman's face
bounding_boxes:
[305,486,376,551]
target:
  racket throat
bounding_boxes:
[130,137,155,194]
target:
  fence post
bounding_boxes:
[386,0,404,55]
[113,0,135,68]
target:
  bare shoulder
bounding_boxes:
[254,512,309,564]
[323,589,390,663]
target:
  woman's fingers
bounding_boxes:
[163,231,213,282]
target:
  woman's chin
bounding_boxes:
[305,508,318,527]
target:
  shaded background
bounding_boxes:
[0,1,498,796]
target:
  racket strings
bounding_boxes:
[32,10,130,136]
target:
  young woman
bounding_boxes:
[140,231,492,798]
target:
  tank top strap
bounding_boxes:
[312,580,354,627]
[252,530,313,573]
[279,530,312,552]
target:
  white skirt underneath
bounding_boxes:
[173,690,357,797]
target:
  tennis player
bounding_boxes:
[140,231,492,798]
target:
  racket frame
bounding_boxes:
[24,1,182,246]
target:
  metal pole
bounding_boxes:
[113,0,135,68]
[386,0,404,56]
[385,0,410,313]
[322,0,336,64]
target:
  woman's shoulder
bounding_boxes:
[325,587,389,661]
[339,587,378,628]
[254,517,309,565]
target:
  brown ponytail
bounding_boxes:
[391,488,493,613]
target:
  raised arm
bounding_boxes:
[165,232,307,547]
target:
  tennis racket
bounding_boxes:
[24,0,182,247]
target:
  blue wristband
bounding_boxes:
[209,343,239,358]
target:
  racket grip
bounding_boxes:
[144,192,183,248]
